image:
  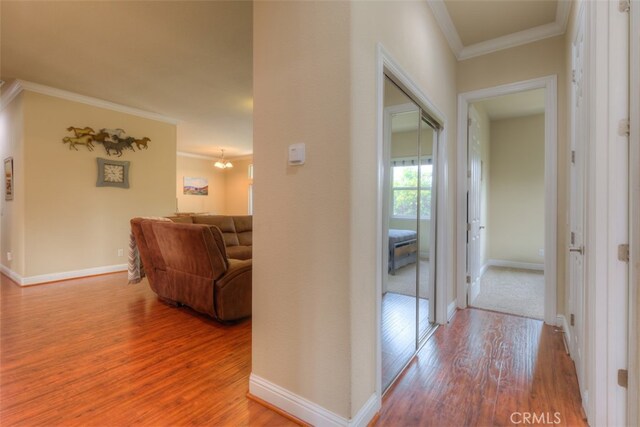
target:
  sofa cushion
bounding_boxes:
[192,215,240,247]
[226,246,252,260]
[167,215,194,224]
[233,216,253,247]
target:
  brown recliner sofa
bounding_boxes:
[167,215,252,260]
[130,218,252,322]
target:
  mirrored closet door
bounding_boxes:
[382,75,439,393]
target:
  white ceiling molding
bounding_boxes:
[430,0,571,61]
[178,151,253,161]
[0,80,24,111]
[1,79,179,124]
[427,1,464,57]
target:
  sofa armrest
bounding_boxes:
[214,259,252,321]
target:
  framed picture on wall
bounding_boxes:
[183,177,208,196]
[4,157,13,201]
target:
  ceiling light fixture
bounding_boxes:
[214,149,233,169]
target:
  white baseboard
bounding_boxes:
[447,300,457,322]
[487,259,544,271]
[0,263,127,286]
[557,314,573,356]
[249,374,378,427]
[480,262,489,277]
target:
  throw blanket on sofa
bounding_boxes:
[128,217,170,284]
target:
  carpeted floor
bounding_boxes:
[386,260,430,298]
[470,266,544,320]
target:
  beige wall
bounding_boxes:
[0,92,26,276]
[350,1,458,413]
[176,155,253,216]
[224,157,253,215]
[488,114,545,264]
[253,1,352,418]
[458,34,567,313]
[176,154,227,214]
[254,0,457,420]
[7,90,176,279]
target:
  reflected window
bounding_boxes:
[391,158,432,219]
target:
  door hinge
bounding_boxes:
[468,117,472,127]
[618,369,628,388]
[571,150,576,164]
[619,0,630,13]
[466,275,471,284]
[570,313,575,326]
[467,223,471,231]
[618,119,630,136]
[467,170,471,178]
[571,70,577,83]
[570,231,576,245]
[618,244,630,262]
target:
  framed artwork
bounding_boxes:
[4,157,13,201]
[183,177,208,195]
[96,157,130,188]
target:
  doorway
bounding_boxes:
[466,91,546,320]
[456,76,557,325]
[381,75,439,392]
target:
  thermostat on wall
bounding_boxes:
[288,143,305,165]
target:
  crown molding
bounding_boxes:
[177,151,217,161]
[0,80,24,111]
[427,0,463,57]
[177,151,253,161]
[458,21,565,60]
[430,0,571,61]
[1,79,179,124]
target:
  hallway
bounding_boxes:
[375,309,587,426]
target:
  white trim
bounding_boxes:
[558,314,573,353]
[487,259,544,271]
[0,263,127,286]
[376,43,450,402]
[0,264,23,285]
[0,80,24,111]
[426,1,464,57]
[456,75,557,326]
[628,0,640,423]
[480,262,489,278]
[447,300,457,322]
[249,374,378,427]
[1,80,178,124]
[458,21,564,61]
[430,2,570,61]
[177,151,217,161]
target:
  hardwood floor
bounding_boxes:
[1,273,587,426]
[0,273,296,426]
[381,293,432,391]
[375,308,588,427]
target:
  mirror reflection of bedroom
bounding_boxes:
[382,76,438,392]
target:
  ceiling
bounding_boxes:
[430,0,570,60]
[2,1,568,157]
[0,1,253,158]
[473,88,545,120]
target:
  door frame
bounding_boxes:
[628,0,639,423]
[376,43,450,399]
[455,75,558,325]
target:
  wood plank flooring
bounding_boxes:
[381,293,432,391]
[375,308,588,427]
[1,272,588,426]
[0,273,296,427]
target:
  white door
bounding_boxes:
[467,106,482,303]
[568,7,586,398]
